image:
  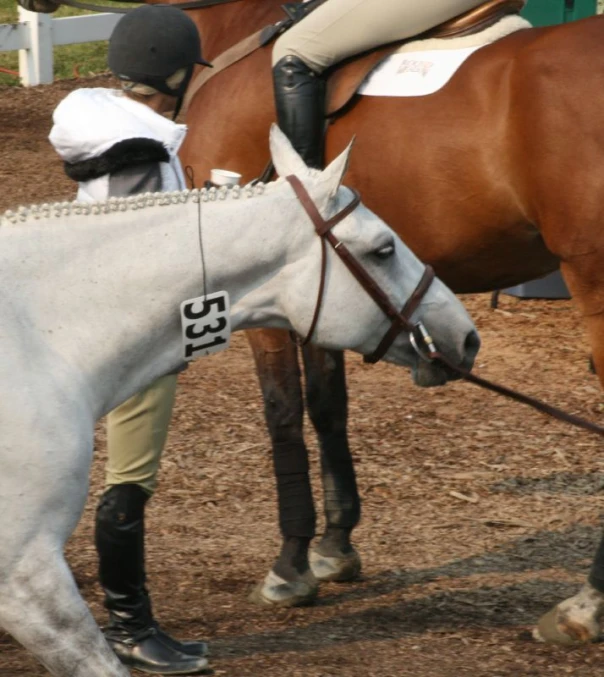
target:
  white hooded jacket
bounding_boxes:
[49,88,188,202]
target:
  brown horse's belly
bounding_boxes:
[431,233,559,293]
[372,198,559,293]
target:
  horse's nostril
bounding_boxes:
[464,329,481,361]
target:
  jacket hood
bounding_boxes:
[48,88,187,164]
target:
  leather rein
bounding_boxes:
[44,0,241,16]
[286,175,604,439]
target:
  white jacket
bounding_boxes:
[49,88,187,202]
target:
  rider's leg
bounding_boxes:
[99,374,210,675]
[272,0,484,167]
[273,0,487,74]
[272,54,325,169]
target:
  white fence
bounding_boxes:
[0,7,120,86]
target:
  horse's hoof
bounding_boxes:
[309,547,362,582]
[248,569,318,607]
[534,605,599,646]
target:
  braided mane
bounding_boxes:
[0,182,270,226]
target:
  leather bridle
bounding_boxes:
[37,0,242,16]
[285,174,436,363]
[286,174,604,438]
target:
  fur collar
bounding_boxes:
[64,138,170,182]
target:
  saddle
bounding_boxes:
[325,0,526,116]
[183,0,526,118]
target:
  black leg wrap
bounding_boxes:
[274,536,313,579]
[273,441,316,539]
[303,348,360,532]
[588,530,604,594]
[273,55,326,169]
[319,526,354,556]
[303,348,349,434]
[319,439,361,530]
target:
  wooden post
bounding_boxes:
[18,7,53,86]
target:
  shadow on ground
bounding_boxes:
[203,579,578,659]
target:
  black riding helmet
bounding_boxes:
[108,4,212,104]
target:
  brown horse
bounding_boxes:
[18,0,604,645]
[173,0,604,644]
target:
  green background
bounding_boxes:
[521,0,598,25]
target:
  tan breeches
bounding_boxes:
[273,0,488,72]
[104,373,178,495]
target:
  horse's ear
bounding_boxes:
[269,124,309,177]
[320,137,355,198]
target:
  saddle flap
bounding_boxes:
[326,46,396,117]
[325,0,526,117]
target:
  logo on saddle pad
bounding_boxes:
[396,58,435,78]
[359,46,481,98]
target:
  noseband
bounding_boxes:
[285,174,435,363]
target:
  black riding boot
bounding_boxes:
[95,484,209,675]
[273,55,326,169]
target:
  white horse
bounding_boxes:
[0,126,479,676]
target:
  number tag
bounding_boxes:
[180,291,231,361]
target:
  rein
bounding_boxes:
[46,0,241,15]
[432,352,604,436]
[286,174,604,438]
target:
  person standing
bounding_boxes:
[49,5,212,674]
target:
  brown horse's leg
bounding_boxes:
[560,254,604,386]
[245,329,319,607]
[535,256,604,644]
[301,345,362,582]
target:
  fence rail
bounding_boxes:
[0,8,119,85]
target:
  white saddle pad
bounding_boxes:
[358,15,531,98]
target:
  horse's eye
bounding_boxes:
[373,242,395,260]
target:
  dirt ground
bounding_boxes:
[1,76,604,677]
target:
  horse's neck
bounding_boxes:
[192,0,283,55]
[0,190,294,418]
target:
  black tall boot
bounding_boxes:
[95,484,209,675]
[273,55,326,169]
